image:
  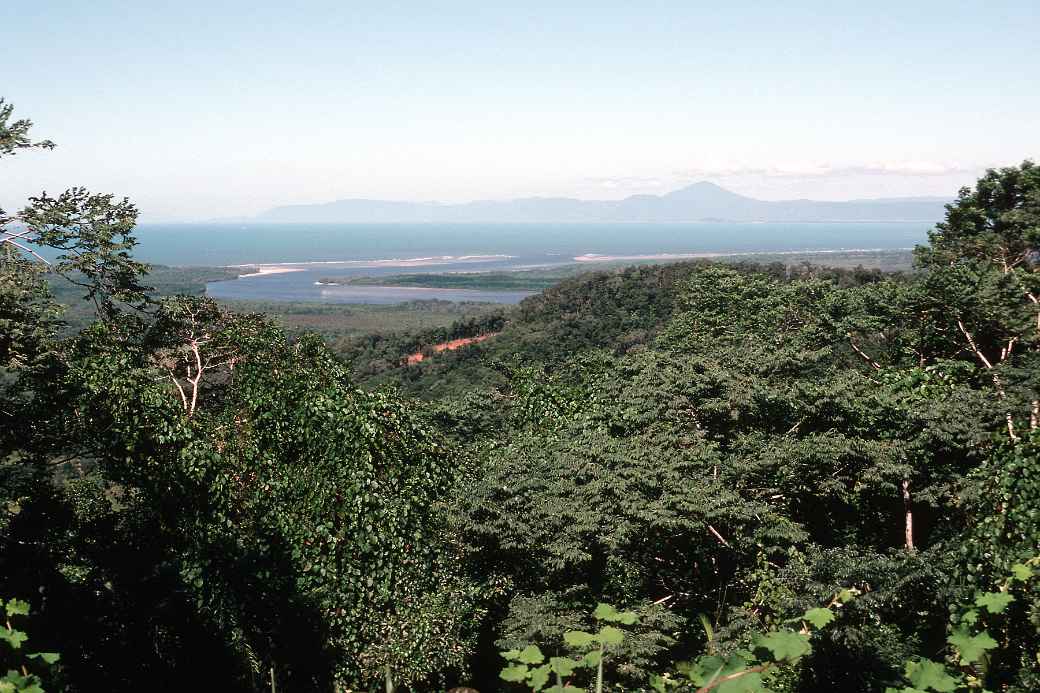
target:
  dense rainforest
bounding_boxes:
[2,100,1040,693]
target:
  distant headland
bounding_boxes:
[253,181,948,224]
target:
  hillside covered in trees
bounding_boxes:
[3,101,1040,693]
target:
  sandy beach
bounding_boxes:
[234,265,308,278]
[573,252,720,263]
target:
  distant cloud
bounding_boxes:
[673,162,977,179]
[835,162,976,177]
[585,176,666,190]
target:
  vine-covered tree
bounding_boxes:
[1,100,477,691]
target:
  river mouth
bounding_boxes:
[206,255,540,301]
[193,221,928,305]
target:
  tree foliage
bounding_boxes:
[2,97,1040,692]
[1,101,477,691]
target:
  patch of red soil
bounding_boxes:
[406,332,500,364]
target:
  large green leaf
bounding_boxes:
[4,601,29,618]
[716,671,767,693]
[756,631,811,662]
[26,652,60,664]
[800,607,835,629]
[597,625,624,646]
[904,659,959,692]
[528,664,551,691]
[698,613,715,642]
[501,664,529,682]
[518,644,545,664]
[564,630,597,648]
[681,655,749,687]
[835,588,859,604]
[974,592,1014,614]
[947,628,998,665]
[591,602,638,625]
[0,629,28,649]
[549,657,578,677]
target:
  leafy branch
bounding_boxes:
[0,598,60,693]
[500,603,639,693]
[652,589,858,693]
[885,557,1039,693]
[500,594,856,693]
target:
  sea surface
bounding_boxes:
[126,222,931,304]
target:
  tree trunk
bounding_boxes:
[902,479,915,551]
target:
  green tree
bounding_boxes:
[1,100,478,691]
[913,161,1040,442]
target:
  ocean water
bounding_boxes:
[125,222,931,304]
[133,222,929,266]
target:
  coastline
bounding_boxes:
[234,266,308,278]
[573,247,913,263]
[227,254,513,273]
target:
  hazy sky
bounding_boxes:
[3,1,1038,221]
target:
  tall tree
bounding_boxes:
[914,161,1040,441]
[1,99,478,691]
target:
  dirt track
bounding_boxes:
[406,333,500,364]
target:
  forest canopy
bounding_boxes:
[2,100,1040,692]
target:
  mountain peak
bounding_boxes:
[662,181,753,202]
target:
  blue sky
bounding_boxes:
[3,1,1038,221]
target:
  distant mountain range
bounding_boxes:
[255,182,949,224]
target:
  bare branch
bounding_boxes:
[188,340,203,417]
[168,372,188,412]
[957,320,994,370]
[847,333,881,370]
[0,237,50,264]
[1026,291,1040,334]
[957,319,1018,441]
[902,479,915,552]
[1000,337,1018,363]
[706,524,732,549]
